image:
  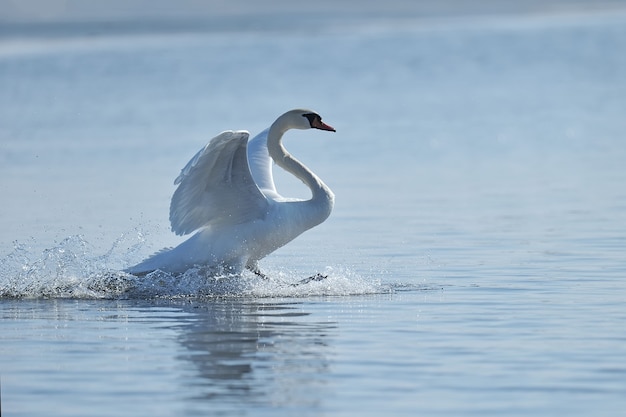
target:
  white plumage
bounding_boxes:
[126,109,335,276]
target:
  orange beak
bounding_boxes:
[313,119,336,132]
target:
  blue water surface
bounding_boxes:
[1,3,626,416]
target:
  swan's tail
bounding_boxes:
[124,247,174,276]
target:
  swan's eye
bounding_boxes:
[303,113,319,127]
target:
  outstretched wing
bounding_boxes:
[169,130,270,236]
[247,128,280,198]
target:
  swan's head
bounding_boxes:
[281,109,336,132]
[302,111,336,132]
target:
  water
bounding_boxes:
[2,2,626,415]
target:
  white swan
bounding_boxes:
[125,109,336,277]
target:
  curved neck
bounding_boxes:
[266,119,334,222]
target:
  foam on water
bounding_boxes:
[0,233,388,299]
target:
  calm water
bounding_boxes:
[2,4,626,416]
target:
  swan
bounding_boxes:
[125,109,336,277]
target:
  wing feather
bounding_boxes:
[169,131,269,236]
[247,128,279,197]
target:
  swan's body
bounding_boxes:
[126,109,335,276]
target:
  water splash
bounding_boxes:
[0,233,388,299]
[0,231,146,299]
[247,266,385,298]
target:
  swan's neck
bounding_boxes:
[266,120,334,226]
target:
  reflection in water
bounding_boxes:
[175,300,336,410]
[0,299,337,416]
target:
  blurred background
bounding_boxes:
[2,3,626,415]
[2,1,626,49]
[1,0,626,276]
